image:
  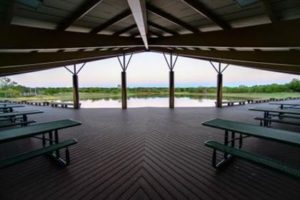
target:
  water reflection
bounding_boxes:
[80,97,218,108]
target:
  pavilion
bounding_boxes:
[0,1,300,199]
[1,0,300,109]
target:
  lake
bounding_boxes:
[77,97,218,108]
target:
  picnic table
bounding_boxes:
[0,119,81,168]
[0,110,43,127]
[0,104,24,112]
[202,118,300,177]
[269,102,300,109]
[249,107,300,126]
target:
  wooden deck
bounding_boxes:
[0,104,299,200]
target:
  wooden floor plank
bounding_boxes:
[0,105,299,200]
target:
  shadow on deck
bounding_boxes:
[0,104,299,200]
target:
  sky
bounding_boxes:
[8,52,300,88]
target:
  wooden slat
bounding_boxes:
[180,0,231,30]
[148,21,178,35]
[90,9,132,34]
[57,0,104,31]
[147,4,199,33]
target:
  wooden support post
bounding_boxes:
[169,70,175,108]
[163,52,178,109]
[121,71,127,109]
[216,72,223,108]
[117,53,133,110]
[209,61,228,108]
[65,63,85,109]
[72,74,80,109]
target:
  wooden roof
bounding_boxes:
[0,0,300,75]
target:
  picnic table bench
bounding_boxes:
[216,100,246,107]
[0,119,81,168]
[0,110,43,128]
[247,99,270,104]
[50,102,80,108]
[249,107,300,127]
[0,104,24,112]
[202,118,300,178]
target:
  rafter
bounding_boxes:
[90,9,132,34]
[180,0,230,30]
[0,25,143,50]
[113,24,136,36]
[57,0,104,31]
[150,18,300,48]
[148,21,178,35]
[260,0,278,23]
[127,0,148,49]
[147,4,199,33]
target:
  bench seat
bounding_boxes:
[0,139,77,168]
[254,117,300,127]
[205,140,300,178]
[0,120,36,128]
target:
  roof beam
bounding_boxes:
[147,4,199,33]
[260,0,278,23]
[127,0,148,49]
[180,0,231,30]
[148,21,178,35]
[150,48,300,67]
[153,49,300,75]
[204,57,300,75]
[0,25,143,49]
[113,24,136,36]
[150,18,300,48]
[90,9,132,34]
[0,48,144,68]
[57,0,104,31]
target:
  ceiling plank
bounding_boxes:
[90,9,132,34]
[147,4,199,33]
[113,24,136,36]
[127,0,148,49]
[180,0,231,30]
[148,21,178,35]
[150,18,300,48]
[57,0,104,31]
[0,25,143,49]
[260,0,278,23]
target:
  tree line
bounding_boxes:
[1,77,300,98]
